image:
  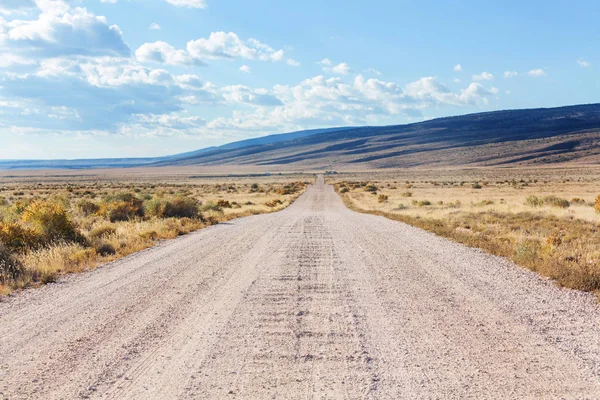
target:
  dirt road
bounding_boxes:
[2,176,600,399]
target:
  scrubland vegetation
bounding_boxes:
[0,178,307,295]
[333,168,600,294]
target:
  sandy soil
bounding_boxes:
[1,176,600,399]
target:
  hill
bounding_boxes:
[2,104,600,170]
[153,103,600,169]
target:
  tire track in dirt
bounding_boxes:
[1,176,600,399]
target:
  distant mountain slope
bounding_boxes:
[154,103,600,169]
[2,104,600,170]
[165,127,352,161]
[0,127,351,170]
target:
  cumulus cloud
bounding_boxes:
[135,32,296,67]
[503,71,518,78]
[453,64,462,72]
[0,3,130,58]
[186,32,291,63]
[321,61,352,75]
[239,65,251,73]
[135,41,196,66]
[577,58,591,68]
[164,0,207,8]
[472,71,493,81]
[528,68,546,77]
[0,0,36,14]
[148,22,161,30]
[221,85,283,106]
[364,68,381,76]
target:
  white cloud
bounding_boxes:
[453,78,461,83]
[0,4,130,58]
[239,64,251,73]
[0,0,36,14]
[364,68,381,76]
[286,58,300,66]
[164,0,207,8]
[453,64,462,72]
[186,31,292,64]
[528,68,546,77]
[148,23,161,30]
[472,71,493,81]
[503,71,518,78]
[331,62,352,75]
[221,85,282,106]
[136,41,195,66]
[321,61,352,75]
[0,53,35,67]
[577,58,591,68]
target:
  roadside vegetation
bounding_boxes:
[334,172,600,294]
[0,179,307,295]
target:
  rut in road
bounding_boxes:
[2,176,600,399]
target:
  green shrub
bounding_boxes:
[146,196,200,219]
[364,185,378,192]
[472,183,483,189]
[543,196,570,208]
[22,200,82,244]
[525,195,544,207]
[418,200,432,207]
[378,194,389,203]
[76,199,100,216]
[200,202,223,213]
[526,195,570,208]
[99,193,144,222]
[0,222,39,251]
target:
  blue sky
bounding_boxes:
[0,0,598,159]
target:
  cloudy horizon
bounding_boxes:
[0,0,597,159]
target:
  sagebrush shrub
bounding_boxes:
[0,222,40,251]
[0,243,24,284]
[378,194,389,203]
[89,225,117,239]
[146,196,200,218]
[595,195,600,214]
[201,202,223,213]
[22,200,82,244]
[165,197,200,218]
[216,199,232,209]
[76,199,100,216]
[543,196,570,208]
[99,193,144,222]
[526,195,544,207]
[265,199,283,208]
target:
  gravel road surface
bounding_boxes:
[1,176,600,399]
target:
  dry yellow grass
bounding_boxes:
[331,167,600,294]
[0,176,310,295]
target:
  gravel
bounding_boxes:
[1,176,600,399]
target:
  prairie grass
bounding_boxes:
[334,171,600,294]
[0,178,308,295]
